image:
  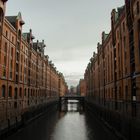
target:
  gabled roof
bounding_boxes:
[5,16,17,28]
[5,12,25,29]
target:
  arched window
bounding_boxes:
[19,88,22,97]
[9,86,12,97]
[2,85,6,97]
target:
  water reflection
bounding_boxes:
[6,100,119,140]
[61,100,84,112]
[51,100,87,140]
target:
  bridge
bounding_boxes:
[59,95,85,111]
[60,95,85,100]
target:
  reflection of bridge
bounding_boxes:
[59,96,85,111]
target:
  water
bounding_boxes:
[6,100,119,140]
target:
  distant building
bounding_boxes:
[69,86,77,95]
[77,79,86,96]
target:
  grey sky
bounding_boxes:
[6,0,124,87]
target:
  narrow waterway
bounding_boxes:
[6,100,119,140]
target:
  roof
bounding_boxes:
[5,16,17,28]
[5,12,25,29]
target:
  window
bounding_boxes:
[18,30,21,40]
[138,20,140,63]
[9,86,12,97]
[11,47,13,57]
[12,36,14,43]
[19,88,22,98]
[115,72,117,80]
[124,36,126,49]
[14,88,18,99]
[2,85,6,97]
[14,102,17,108]
[16,52,19,61]
[10,71,12,79]
[24,88,26,97]
[31,89,32,97]
[21,54,23,63]
[20,74,22,81]
[6,30,8,37]
[2,66,6,77]
[124,51,127,65]
[4,42,7,53]
[17,42,20,50]
[123,22,125,32]
[137,1,139,14]
[0,9,3,34]
[10,59,13,79]
[10,59,12,69]
[117,30,119,39]
[4,55,6,66]
[16,63,18,72]
[3,55,6,77]
[125,67,127,75]
[16,74,18,83]
[114,48,116,58]
[125,86,128,99]
[119,87,122,99]
[21,65,22,72]
[28,89,30,98]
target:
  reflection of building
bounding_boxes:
[0,0,67,134]
[77,79,86,96]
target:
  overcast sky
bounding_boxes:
[6,0,124,87]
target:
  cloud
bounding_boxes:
[7,0,124,87]
[64,72,84,87]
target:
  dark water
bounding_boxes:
[6,100,119,140]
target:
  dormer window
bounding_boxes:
[20,20,25,26]
[31,35,35,40]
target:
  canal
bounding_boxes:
[6,100,119,140]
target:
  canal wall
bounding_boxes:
[85,100,140,140]
[0,98,59,139]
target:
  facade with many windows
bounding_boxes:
[85,0,140,119]
[84,1,140,139]
[0,0,67,132]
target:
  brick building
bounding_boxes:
[59,73,68,97]
[0,0,67,133]
[85,0,140,119]
[84,1,140,139]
